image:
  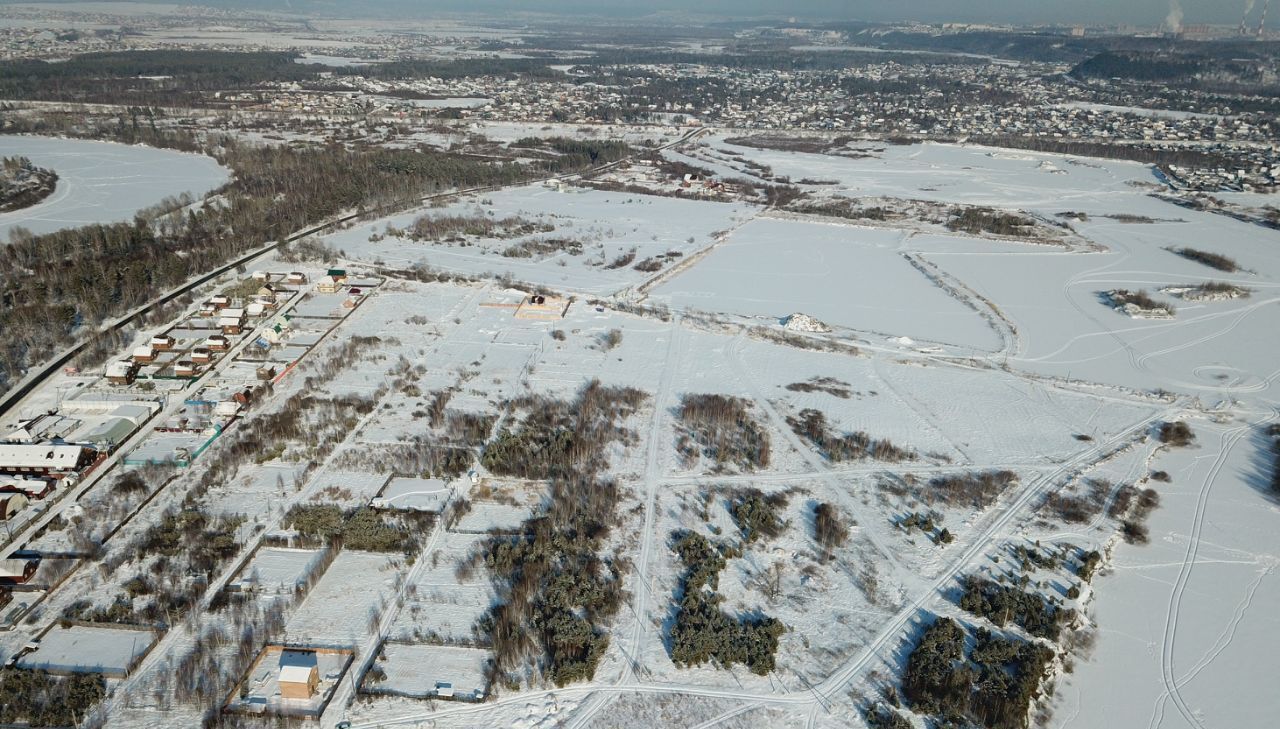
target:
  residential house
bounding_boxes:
[219,308,246,335]
[106,360,140,385]
[278,652,320,700]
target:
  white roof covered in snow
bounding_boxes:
[0,444,88,469]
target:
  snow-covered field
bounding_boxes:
[325,184,756,296]
[366,643,490,700]
[0,135,230,240]
[6,130,1279,729]
[651,218,1001,349]
[284,551,404,648]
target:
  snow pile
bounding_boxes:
[781,313,832,333]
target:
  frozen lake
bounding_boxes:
[0,135,231,241]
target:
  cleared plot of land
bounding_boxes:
[652,218,999,349]
[389,531,494,642]
[374,477,452,512]
[230,547,325,594]
[284,551,402,647]
[365,643,490,700]
[18,624,158,677]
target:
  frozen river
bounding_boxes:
[0,135,231,242]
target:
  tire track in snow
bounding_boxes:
[564,314,684,729]
[1147,410,1275,729]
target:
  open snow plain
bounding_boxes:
[310,138,1277,729]
[0,135,230,240]
[9,133,1276,729]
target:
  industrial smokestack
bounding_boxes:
[1260,0,1272,36]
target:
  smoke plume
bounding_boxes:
[1165,0,1184,32]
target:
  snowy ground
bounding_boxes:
[0,135,230,240]
[5,131,1278,729]
[365,643,490,700]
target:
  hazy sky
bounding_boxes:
[6,1,1256,26]
[245,1,1252,25]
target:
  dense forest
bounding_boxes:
[0,119,630,399]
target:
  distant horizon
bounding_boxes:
[0,0,1261,28]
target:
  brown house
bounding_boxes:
[106,360,140,385]
[206,335,230,352]
[278,652,320,700]
[150,334,175,351]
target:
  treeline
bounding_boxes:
[0,50,320,105]
[0,123,576,398]
[969,134,1238,171]
[335,57,560,81]
[512,136,635,174]
[481,381,647,480]
[902,616,1056,729]
[284,504,425,555]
